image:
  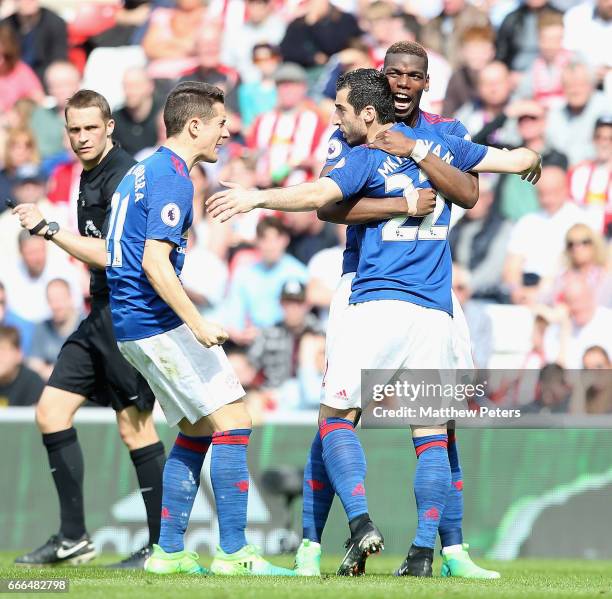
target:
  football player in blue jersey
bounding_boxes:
[206,69,540,577]
[105,81,295,577]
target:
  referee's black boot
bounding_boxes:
[106,544,153,569]
[394,544,434,577]
[14,533,97,567]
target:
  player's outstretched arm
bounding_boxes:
[367,129,480,209]
[206,178,344,221]
[473,147,542,183]
[13,204,106,268]
[142,239,228,348]
[316,188,436,224]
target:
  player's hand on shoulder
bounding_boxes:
[367,129,415,157]
[192,319,229,348]
[520,149,542,185]
[12,203,46,234]
[206,180,259,222]
[415,188,436,216]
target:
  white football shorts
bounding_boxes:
[118,324,245,427]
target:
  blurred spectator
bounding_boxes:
[279,0,361,69]
[0,23,43,112]
[455,61,516,144]
[514,10,572,107]
[548,223,612,307]
[247,62,326,186]
[504,165,591,304]
[89,1,153,48]
[180,28,241,134]
[29,61,81,161]
[0,230,83,323]
[496,100,568,221]
[563,0,612,78]
[495,0,561,74]
[180,227,229,317]
[223,217,308,344]
[27,278,81,381]
[142,0,210,80]
[248,279,322,388]
[442,25,495,118]
[0,164,67,263]
[296,330,326,408]
[579,346,612,414]
[452,263,493,369]
[449,175,512,301]
[522,363,571,413]
[546,61,609,165]
[420,0,490,67]
[113,67,161,157]
[238,43,280,127]
[285,211,339,265]
[306,223,345,322]
[134,109,167,161]
[0,324,44,406]
[221,0,285,83]
[1,0,67,84]
[0,280,34,355]
[0,127,40,209]
[569,116,612,234]
[543,275,612,367]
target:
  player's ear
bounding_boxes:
[424,75,430,93]
[106,118,115,137]
[188,117,203,138]
[362,105,376,125]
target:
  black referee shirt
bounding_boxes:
[78,143,136,298]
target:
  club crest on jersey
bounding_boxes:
[327,138,343,160]
[161,203,180,227]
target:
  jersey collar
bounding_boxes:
[158,146,189,178]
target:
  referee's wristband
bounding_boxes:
[410,139,429,163]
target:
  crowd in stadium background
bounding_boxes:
[0,0,610,413]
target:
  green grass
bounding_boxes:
[1,552,611,598]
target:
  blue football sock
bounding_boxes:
[439,429,464,547]
[211,429,251,554]
[412,434,450,549]
[302,430,334,543]
[158,433,211,553]
[320,418,368,523]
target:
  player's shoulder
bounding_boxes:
[419,110,469,138]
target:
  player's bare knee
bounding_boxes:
[116,408,158,450]
[35,387,80,433]
[411,423,448,438]
[318,405,359,426]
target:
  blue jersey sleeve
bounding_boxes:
[145,174,194,245]
[324,145,375,200]
[324,129,352,168]
[447,119,470,140]
[442,134,488,172]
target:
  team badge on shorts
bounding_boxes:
[225,373,240,389]
[161,203,181,227]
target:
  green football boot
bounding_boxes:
[210,544,297,576]
[294,539,321,576]
[144,544,210,575]
[440,544,500,579]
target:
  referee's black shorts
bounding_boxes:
[48,296,155,412]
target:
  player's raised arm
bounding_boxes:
[367,128,480,208]
[206,177,344,222]
[12,203,106,268]
[472,146,542,183]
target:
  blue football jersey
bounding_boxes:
[323,110,470,275]
[326,123,487,315]
[106,146,194,341]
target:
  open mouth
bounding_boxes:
[393,93,412,113]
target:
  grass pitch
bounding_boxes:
[1,552,611,598]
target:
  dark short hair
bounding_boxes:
[65,89,112,122]
[256,216,288,238]
[384,41,428,72]
[0,325,20,349]
[336,68,395,125]
[0,24,20,71]
[163,81,225,137]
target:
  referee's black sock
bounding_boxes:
[130,441,165,545]
[42,428,87,540]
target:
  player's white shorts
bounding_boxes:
[322,299,454,410]
[118,324,245,427]
[324,271,475,375]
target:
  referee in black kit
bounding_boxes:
[12,90,164,569]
